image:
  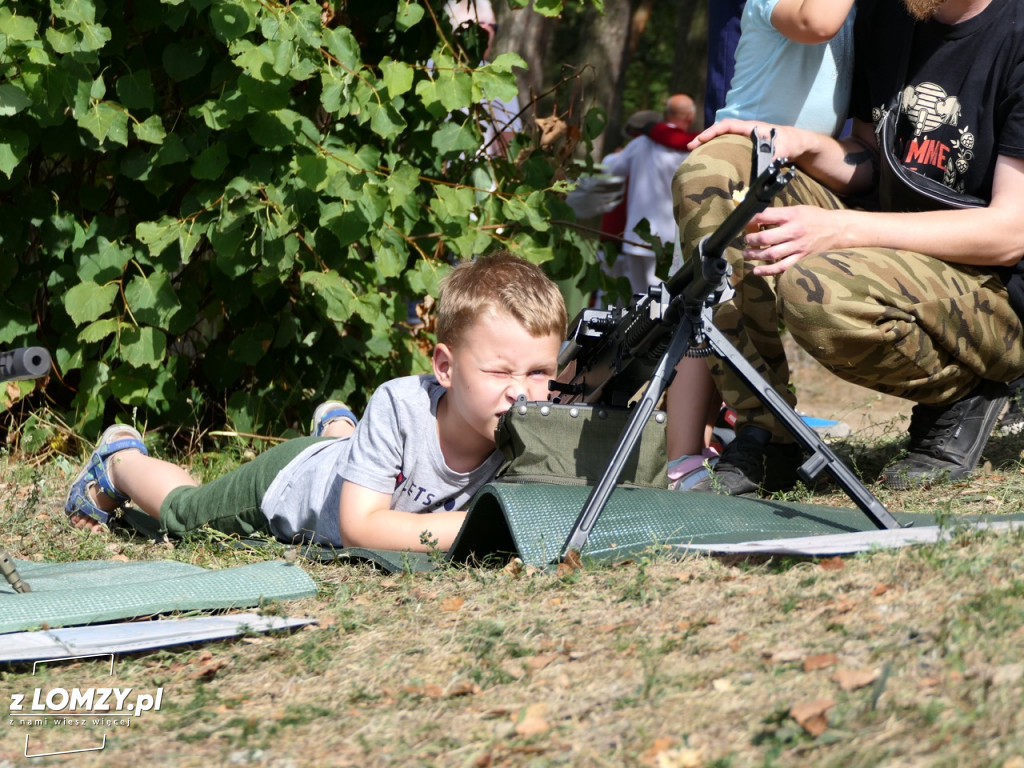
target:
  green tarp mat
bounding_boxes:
[311,482,952,572]
[447,483,941,566]
[0,559,316,635]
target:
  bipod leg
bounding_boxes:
[701,311,901,530]
[560,316,699,563]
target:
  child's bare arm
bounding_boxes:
[770,0,856,44]
[338,480,468,551]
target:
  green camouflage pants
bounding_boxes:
[672,134,1024,441]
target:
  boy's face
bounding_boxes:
[433,309,561,448]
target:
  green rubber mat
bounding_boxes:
[0,559,316,635]
[448,482,940,567]
[302,483,949,572]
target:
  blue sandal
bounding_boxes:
[65,424,148,526]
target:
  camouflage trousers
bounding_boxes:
[672,134,1024,440]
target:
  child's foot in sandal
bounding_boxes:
[310,400,358,438]
[65,424,148,530]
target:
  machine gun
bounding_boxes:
[551,135,901,562]
[0,346,51,594]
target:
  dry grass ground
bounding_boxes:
[3,356,1024,767]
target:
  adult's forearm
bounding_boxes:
[826,207,1024,267]
[688,119,876,197]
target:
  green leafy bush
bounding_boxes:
[0,0,600,443]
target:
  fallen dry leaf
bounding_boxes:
[446,680,481,697]
[657,748,706,768]
[524,653,561,672]
[638,737,675,767]
[403,684,443,698]
[833,597,857,613]
[870,583,890,597]
[514,703,551,737]
[790,698,835,737]
[557,550,582,576]
[833,667,879,691]
[191,657,229,679]
[598,620,640,634]
[514,716,550,737]
[803,653,838,672]
[819,556,845,571]
[440,596,465,612]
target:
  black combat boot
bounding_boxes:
[880,380,1008,489]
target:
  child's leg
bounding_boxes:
[667,356,720,459]
[105,449,197,518]
[666,356,722,490]
[158,437,322,539]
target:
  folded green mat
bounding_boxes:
[448,482,939,566]
[302,483,949,572]
[0,559,316,634]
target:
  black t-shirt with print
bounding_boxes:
[852,0,1024,202]
[851,0,1024,320]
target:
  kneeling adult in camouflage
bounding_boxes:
[673,0,1024,494]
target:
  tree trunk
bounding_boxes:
[670,0,709,129]
[496,0,709,154]
[497,1,554,128]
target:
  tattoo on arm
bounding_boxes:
[843,137,880,187]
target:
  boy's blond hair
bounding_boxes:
[437,251,568,348]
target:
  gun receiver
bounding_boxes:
[554,158,794,408]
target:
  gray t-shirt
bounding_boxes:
[261,374,504,547]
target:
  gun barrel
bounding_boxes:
[0,347,51,382]
[666,160,794,299]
